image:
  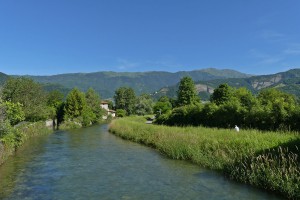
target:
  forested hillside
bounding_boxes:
[23,68,250,98]
[155,68,300,100]
[0,72,9,85]
[1,68,300,100]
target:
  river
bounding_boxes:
[0,124,282,200]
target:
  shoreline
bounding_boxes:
[0,121,52,166]
[109,116,300,199]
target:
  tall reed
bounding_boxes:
[109,116,300,199]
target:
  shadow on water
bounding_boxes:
[0,125,284,200]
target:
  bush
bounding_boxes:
[116,109,127,117]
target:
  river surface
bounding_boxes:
[0,124,282,200]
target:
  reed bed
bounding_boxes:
[109,116,300,199]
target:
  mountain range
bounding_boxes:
[0,68,299,100]
[154,68,300,100]
[22,68,250,98]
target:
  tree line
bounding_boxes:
[0,77,105,132]
[154,76,300,132]
[0,77,155,132]
[1,76,299,133]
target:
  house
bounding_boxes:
[100,101,116,119]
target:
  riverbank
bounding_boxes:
[0,121,52,166]
[109,116,300,199]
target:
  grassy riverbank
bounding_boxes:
[109,116,300,199]
[0,122,52,165]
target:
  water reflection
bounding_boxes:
[0,125,282,200]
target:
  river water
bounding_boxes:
[0,124,282,200]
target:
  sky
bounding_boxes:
[1,0,300,76]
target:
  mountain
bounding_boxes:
[154,68,300,100]
[23,68,250,98]
[2,68,299,100]
[0,72,9,86]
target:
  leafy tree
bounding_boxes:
[114,87,136,115]
[198,102,219,127]
[47,90,64,109]
[4,101,25,126]
[2,77,49,121]
[233,88,258,127]
[85,88,103,120]
[64,88,87,120]
[116,109,126,117]
[153,96,172,117]
[81,106,96,126]
[135,94,154,116]
[257,88,297,130]
[0,99,23,139]
[47,90,64,122]
[177,76,200,106]
[210,83,234,105]
[233,87,256,110]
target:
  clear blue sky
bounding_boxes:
[1,0,300,75]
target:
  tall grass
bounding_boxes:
[109,116,300,199]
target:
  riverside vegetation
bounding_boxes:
[0,122,51,165]
[1,74,300,198]
[109,116,300,199]
[0,77,106,165]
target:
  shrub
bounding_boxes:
[116,109,127,117]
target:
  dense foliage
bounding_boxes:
[153,96,172,118]
[177,76,200,106]
[62,87,104,128]
[2,77,49,121]
[153,68,300,101]
[0,77,106,132]
[134,94,154,116]
[156,78,300,132]
[114,87,136,116]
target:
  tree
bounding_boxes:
[233,87,256,110]
[153,96,172,117]
[4,101,25,126]
[47,90,64,109]
[2,77,49,121]
[177,76,200,106]
[114,87,136,115]
[85,88,103,120]
[257,88,297,130]
[135,94,154,116]
[210,83,234,105]
[116,109,126,117]
[64,88,87,120]
[47,90,64,123]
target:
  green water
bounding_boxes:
[0,125,282,200]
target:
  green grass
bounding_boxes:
[109,116,300,199]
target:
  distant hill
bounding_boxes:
[154,68,300,100]
[2,68,299,100]
[22,68,251,98]
[0,72,9,93]
[0,72,9,86]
